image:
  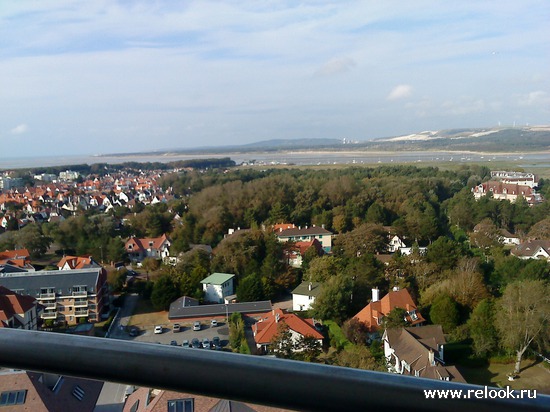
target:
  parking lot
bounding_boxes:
[129,320,230,349]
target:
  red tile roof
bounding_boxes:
[354,288,425,332]
[253,308,323,345]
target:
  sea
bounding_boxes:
[1,151,550,170]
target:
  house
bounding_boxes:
[56,255,101,270]
[490,171,539,188]
[0,249,34,271]
[0,268,109,326]
[499,229,520,245]
[472,181,543,205]
[123,387,293,412]
[291,281,322,311]
[253,308,323,355]
[354,288,425,336]
[125,234,171,262]
[383,325,466,383]
[200,273,235,304]
[286,239,324,268]
[0,371,103,411]
[0,286,39,330]
[275,225,333,253]
[510,240,550,261]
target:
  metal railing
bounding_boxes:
[0,329,548,412]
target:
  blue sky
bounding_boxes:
[1,1,549,158]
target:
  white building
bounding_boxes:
[200,273,235,304]
[291,281,322,311]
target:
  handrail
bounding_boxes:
[0,329,548,411]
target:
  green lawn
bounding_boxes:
[324,320,352,350]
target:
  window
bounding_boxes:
[167,399,194,412]
[0,390,26,406]
[72,385,85,401]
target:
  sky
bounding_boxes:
[1,1,549,158]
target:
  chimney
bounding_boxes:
[428,349,435,366]
[275,313,280,323]
[308,282,312,291]
[372,287,380,302]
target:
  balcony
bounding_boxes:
[72,291,87,297]
[43,302,57,310]
[0,329,547,412]
[74,309,88,317]
[74,299,88,308]
[41,311,57,320]
[39,293,56,300]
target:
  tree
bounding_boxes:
[342,318,369,345]
[528,217,550,239]
[141,257,161,273]
[426,236,464,271]
[383,307,408,329]
[429,294,460,333]
[332,345,380,371]
[295,335,322,362]
[495,280,550,375]
[107,268,128,293]
[311,275,353,323]
[270,323,295,359]
[150,275,179,311]
[468,298,498,357]
[237,274,264,302]
[15,224,51,258]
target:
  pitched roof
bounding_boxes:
[123,387,293,412]
[354,288,425,332]
[253,308,323,345]
[292,281,323,298]
[200,273,235,285]
[384,326,465,383]
[0,286,37,328]
[125,234,170,253]
[57,255,100,270]
[0,371,103,412]
[511,239,550,258]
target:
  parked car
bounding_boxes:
[202,338,211,349]
[212,336,221,350]
[193,321,201,331]
[210,319,218,327]
[170,340,178,346]
[173,323,181,333]
[128,326,139,337]
[182,340,190,348]
[154,325,163,334]
[191,338,201,348]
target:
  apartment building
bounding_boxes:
[0,268,109,326]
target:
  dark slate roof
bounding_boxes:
[169,300,273,320]
[210,399,257,412]
[0,268,102,297]
[292,281,323,298]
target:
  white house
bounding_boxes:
[291,281,322,311]
[200,273,235,303]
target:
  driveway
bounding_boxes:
[131,320,230,348]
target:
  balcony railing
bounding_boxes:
[38,293,56,300]
[41,311,57,320]
[0,329,548,412]
[74,309,88,316]
[43,302,57,310]
[72,291,87,297]
[74,299,88,307]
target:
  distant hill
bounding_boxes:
[368,126,550,152]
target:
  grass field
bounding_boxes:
[459,359,550,395]
[127,298,169,330]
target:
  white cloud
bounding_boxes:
[519,91,550,107]
[387,85,413,101]
[316,57,357,76]
[10,124,28,134]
